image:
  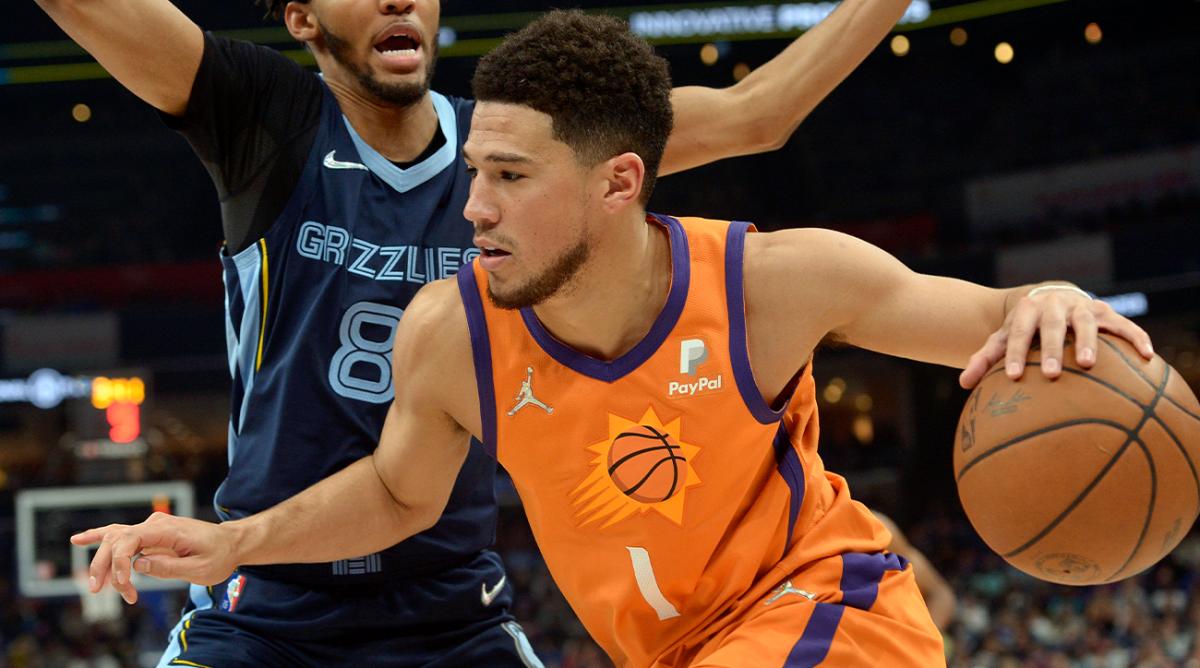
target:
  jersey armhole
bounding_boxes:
[725,221,790,425]
[456,266,498,459]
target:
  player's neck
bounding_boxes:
[531,214,673,361]
[328,83,440,163]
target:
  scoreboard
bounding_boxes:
[0,367,150,481]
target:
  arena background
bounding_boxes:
[1,0,1198,665]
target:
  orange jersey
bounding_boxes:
[457,215,941,666]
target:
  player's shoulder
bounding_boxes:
[739,228,860,351]
[392,279,477,407]
[743,227,855,284]
[404,278,468,333]
[199,32,322,104]
[204,32,306,74]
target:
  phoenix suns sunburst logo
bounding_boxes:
[570,407,702,528]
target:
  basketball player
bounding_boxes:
[871,511,957,631]
[36,0,919,663]
[72,11,1157,667]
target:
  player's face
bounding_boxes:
[463,103,602,310]
[307,0,439,107]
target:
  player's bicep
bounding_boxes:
[372,395,471,529]
[371,280,478,524]
[36,0,203,115]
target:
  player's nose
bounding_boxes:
[464,185,499,227]
[378,0,415,15]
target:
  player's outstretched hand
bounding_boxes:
[959,286,1154,389]
[69,512,238,605]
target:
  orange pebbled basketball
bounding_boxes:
[954,333,1200,585]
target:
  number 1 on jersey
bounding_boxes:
[627,547,680,621]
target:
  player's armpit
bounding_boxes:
[659,0,912,175]
[34,0,203,115]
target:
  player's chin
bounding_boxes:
[486,280,538,311]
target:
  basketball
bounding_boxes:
[954,333,1200,585]
[607,425,687,503]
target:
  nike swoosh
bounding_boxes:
[481,575,507,607]
[323,150,369,171]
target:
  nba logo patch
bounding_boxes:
[222,575,247,612]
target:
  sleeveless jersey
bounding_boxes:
[220,87,496,582]
[458,215,895,665]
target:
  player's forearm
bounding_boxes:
[221,455,437,567]
[924,583,958,631]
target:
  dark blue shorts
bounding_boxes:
[155,550,541,668]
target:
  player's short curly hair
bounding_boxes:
[257,0,301,21]
[472,10,673,204]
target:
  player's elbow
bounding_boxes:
[730,79,805,153]
[738,98,793,153]
[378,493,442,541]
[409,499,445,534]
[749,121,791,153]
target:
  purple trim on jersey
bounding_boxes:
[783,551,907,666]
[725,221,788,425]
[519,213,690,383]
[839,551,907,611]
[772,422,806,551]
[457,267,498,459]
[785,602,844,667]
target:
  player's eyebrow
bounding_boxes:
[462,148,532,164]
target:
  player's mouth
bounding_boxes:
[477,242,512,272]
[372,24,423,73]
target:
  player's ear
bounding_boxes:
[599,153,645,213]
[283,1,321,44]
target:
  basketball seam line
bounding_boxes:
[999,427,1143,559]
[1101,337,1200,425]
[956,418,1129,482]
[1003,361,1170,562]
[1104,361,1171,581]
[1059,366,1200,508]
[1108,436,1158,581]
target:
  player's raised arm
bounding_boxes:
[70,280,480,604]
[34,0,203,115]
[741,228,1155,395]
[660,0,912,175]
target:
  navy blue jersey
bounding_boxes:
[154,29,504,585]
[217,88,492,580]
